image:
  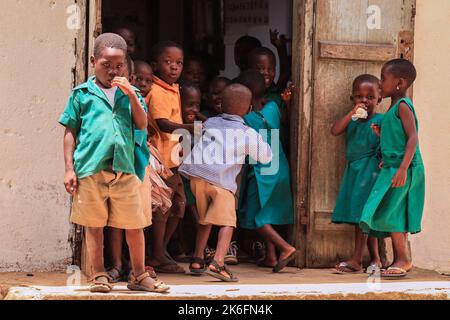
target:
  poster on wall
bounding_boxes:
[224,0,269,30]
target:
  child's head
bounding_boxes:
[248,47,277,89]
[134,61,153,97]
[123,54,136,85]
[91,33,128,88]
[113,26,137,57]
[182,57,207,90]
[206,77,232,115]
[234,70,266,109]
[181,83,201,124]
[234,36,262,72]
[150,41,184,85]
[380,59,417,98]
[351,74,382,116]
[221,84,252,117]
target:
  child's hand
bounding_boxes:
[281,83,295,105]
[270,29,288,48]
[392,167,407,188]
[379,160,384,169]
[64,170,78,195]
[112,77,135,96]
[371,124,381,137]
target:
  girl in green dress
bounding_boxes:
[331,75,384,274]
[236,70,296,273]
[360,59,425,278]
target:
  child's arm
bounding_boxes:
[391,102,419,188]
[280,83,294,126]
[112,77,148,130]
[156,119,195,135]
[331,103,366,136]
[63,127,78,195]
[248,131,273,165]
[270,29,291,91]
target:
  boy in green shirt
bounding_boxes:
[59,33,168,293]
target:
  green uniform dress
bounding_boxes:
[332,113,384,224]
[360,98,425,238]
[265,84,289,154]
[238,101,294,229]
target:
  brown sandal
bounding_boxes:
[127,272,170,293]
[89,272,114,293]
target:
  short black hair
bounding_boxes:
[134,60,152,73]
[181,82,201,96]
[248,47,277,65]
[210,76,232,88]
[352,74,380,92]
[384,59,417,87]
[234,70,266,99]
[236,36,262,48]
[94,33,127,58]
[150,41,183,63]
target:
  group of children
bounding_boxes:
[59,26,424,293]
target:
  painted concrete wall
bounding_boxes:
[410,0,450,274]
[0,0,76,271]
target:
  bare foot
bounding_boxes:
[383,260,413,275]
[279,246,297,262]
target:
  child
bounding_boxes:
[179,84,273,281]
[236,70,296,273]
[234,35,262,73]
[181,57,207,91]
[59,33,168,293]
[134,61,153,98]
[331,74,384,274]
[248,47,290,153]
[203,76,232,118]
[360,59,425,278]
[113,26,137,58]
[146,41,194,274]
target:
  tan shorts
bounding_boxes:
[152,169,186,223]
[190,177,236,227]
[71,171,151,229]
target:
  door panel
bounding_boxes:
[306,0,415,267]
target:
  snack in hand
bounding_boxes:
[352,107,368,121]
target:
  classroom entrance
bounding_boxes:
[72,0,416,271]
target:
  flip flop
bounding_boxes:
[272,250,298,273]
[334,262,363,274]
[206,260,239,282]
[381,266,408,278]
[154,262,186,274]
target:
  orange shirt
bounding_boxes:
[147,76,183,169]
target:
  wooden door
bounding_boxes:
[291,0,416,267]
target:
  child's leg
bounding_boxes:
[367,236,382,266]
[256,225,296,262]
[259,240,277,267]
[85,227,106,275]
[164,217,181,249]
[336,226,367,272]
[107,228,124,269]
[383,232,412,275]
[191,224,212,269]
[126,229,161,288]
[213,226,235,265]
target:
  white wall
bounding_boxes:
[222,0,293,79]
[409,0,450,275]
[0,0,76,271]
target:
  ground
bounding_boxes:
[1,263,449,300]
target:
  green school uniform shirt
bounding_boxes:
[58,76,148,180]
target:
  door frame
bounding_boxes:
[290,0,315,268]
